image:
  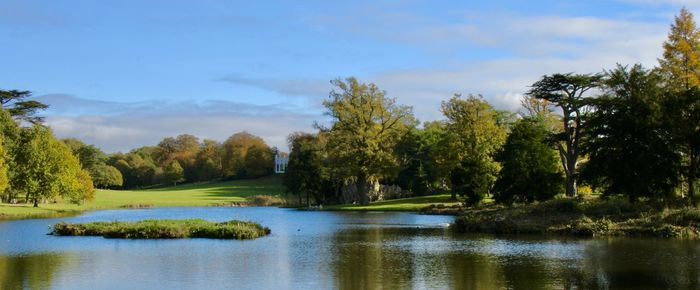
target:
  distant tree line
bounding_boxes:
[284,7,700,206]
[104,131,276,189]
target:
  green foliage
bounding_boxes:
[284,132,326,205]
[0,89,49,124]
[527,73,602,197]
[163,160,185,185]
[12,125,94,206]
[323,77,416,205]
[440,94,506,203]
[394,123,445,196]
[91,164,123,188]
[51,219,271,239]
[493,118,564,204]
[582,64,681,202]
[243,145,274,178]
[0,135,8,196]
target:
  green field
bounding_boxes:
[0,175,462,220]
[0,175,285,220]
[324,194,460,211]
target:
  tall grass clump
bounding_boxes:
[51,219,271,239]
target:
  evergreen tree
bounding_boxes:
[582,65,681,202]
[527,73,602,197]
[658,7,700,91]
[493,118,563,204]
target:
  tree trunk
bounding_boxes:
[33,197,38,208]
[566,176,577,198]
[357,173,370,206]
[306,191,310,208]
[565,149,578,197]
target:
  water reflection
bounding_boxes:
[0,208,699,289]
[0,253,66,290]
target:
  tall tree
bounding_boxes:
[323,77,415,205]
[0,90,49,124]
[244,145,274,178]
[284,132,326,206]
[527,73,602,197]
[494,117,563,204]
[440,94,507,203]
[665,88,700,203]
[12,125,93,206]
[658,7,700,91]
[582,64,681,202]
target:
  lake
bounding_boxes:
[0,207,699,289]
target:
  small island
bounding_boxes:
[50,219,271,240]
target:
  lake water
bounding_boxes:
[0,207,699,290]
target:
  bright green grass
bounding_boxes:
[0,175,284,220]
[325,194,460,211]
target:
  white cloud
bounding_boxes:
[41,96,321,153]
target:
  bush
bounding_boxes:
[568,216,613,237]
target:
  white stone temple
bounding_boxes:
[274,152,289,173]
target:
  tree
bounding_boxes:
[12,125,93,206]
[221,132,269,179]
[163,160,185,186]
[665,88,700,203]
[323,77,416,205]
[493,118,563,204]
[582,64,681,202]
[244,145,273,178]
[284,132,326,206]
[658,7,700,91]
[91,164,123,188]
[0,90,49,124]
[394,122,445,196]
[154,134,200,182]
[439,94,506,203]
[527,73,602,197]
[195,139,223,181]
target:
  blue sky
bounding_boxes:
[0,0,695,152]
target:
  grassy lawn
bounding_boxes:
[0,175,285,220]
[324,194,460,211]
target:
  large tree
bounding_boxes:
[658,7,700,91]
[323,77,415,205]
[284,132,326,206]
[12,125,94,206]
[439,94,507,203]
[527,73,602,197]
[493,117,563,204]
[582,64,681,202]
[221,132,270,179]
[0,135,8,198]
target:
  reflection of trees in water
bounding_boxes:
[0,253,65,290]
[330,227,556,290]
[332,226,417,289]
[566,239,700,289]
